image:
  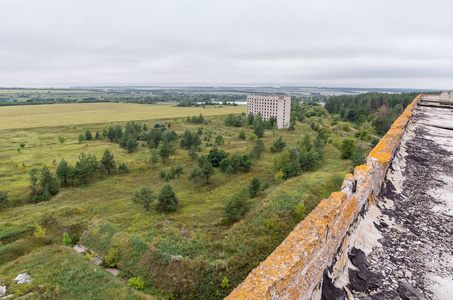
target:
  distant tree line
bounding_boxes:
[325,92,418,135]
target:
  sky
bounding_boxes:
[1,0,453,89]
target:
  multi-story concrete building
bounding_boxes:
[246,95,291,129]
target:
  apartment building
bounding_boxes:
[246,95,291,129]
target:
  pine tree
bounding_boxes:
[101,149,116,175]
[85,129,93,141]
[126,135,138,153]
[188,146,198,161]
[251,139,265,159]
[157,184,179,212]
[249,176,261,198]
[159,141,171,164]
[56,158,70,185]
[201,161,215,184]
[150,150,159,169]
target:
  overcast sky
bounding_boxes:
[1,0,452,89]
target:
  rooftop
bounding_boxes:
[345,94,453,299]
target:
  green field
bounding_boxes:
[0,103,244,130]
[0,104,363,299]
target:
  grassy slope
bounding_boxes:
[0,105,364,299]
[0,246,154,299]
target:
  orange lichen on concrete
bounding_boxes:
[368,95,420,168]
[226,192,349,300]
[226,95,421,300]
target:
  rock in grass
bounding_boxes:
[0,285,7,296]
[14,273,33,284]
[73,244,89,253]
[105,268,119,276]
[90,257,103,266]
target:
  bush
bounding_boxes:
[34,224,46,238]
[223,191,250,222]
[340,138,356,159]
[215,135,224,145]
[272,136,286,152]
[131,186,156,212]
[294,202,306,220]
[118,163,129,174]
[62,232,73,246]
[85,253,95,261]
[249,133,257,142]
[371,137,380,148]
[351,145,366,167]
[238,130,246,140]
[341,122,351,132]
[105,248,120,267]
[221,277,230,289]
[128,277,145,290]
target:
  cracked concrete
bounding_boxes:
[325,95,453,300]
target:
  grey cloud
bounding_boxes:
[1,0,453,88]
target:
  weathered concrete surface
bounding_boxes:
[328,95,453,299]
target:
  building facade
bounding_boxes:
[246,95,291,129]
[440,91,453,100]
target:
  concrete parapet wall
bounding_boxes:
[226,95,421,300]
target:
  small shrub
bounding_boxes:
[371,137,380,148]
[215,135,224,145]
[249,133,257,141]
[105,248,120,267]
[62,232,73,246]
[58,136,66,144]
[34,224,46,238]
[118,163,129,174]
[85,253,95,261]
[294,202,306,220]
[221,277,230,289]
[223,191,250,222]
[341,122,351,132]
[128,277,145,290]
[238,130,246,140]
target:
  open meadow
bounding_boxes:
[0,103,244,130]
[0,103,364,299]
